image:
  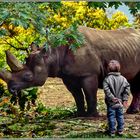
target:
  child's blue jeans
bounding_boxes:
[107,106,124,133]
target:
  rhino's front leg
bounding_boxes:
[82,75,99,117]
[62,77,86,117]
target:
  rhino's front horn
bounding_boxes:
[6,50,24,72]
[0,69,12,83]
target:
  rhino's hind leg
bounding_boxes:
[82,75,99,117]
[127,76,140,114]
[62,77,86,117]
[127,94,140,114]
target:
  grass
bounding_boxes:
[0,105,139,138]
[0,78,139,138]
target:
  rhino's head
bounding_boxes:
[0,44,48,94]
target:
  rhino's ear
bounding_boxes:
[30,42,40,52]
[35,45,51,63]
[39,46,51,57]
[39,45,51,57]
[32,47,46,64]
[0,69,12,83]
[39,47,47,56]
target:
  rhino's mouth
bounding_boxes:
[9,83,27,95]
[9,89,19,96]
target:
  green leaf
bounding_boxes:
[1,10,10,20]
[48,2,62,12]
[88,2,107,10]
[21,21,29,29]
[10,19,20,27]
[108,2,122,9]
[0,28,9,37]
[19,11,30,20]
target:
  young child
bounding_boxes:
[103,60,130,136]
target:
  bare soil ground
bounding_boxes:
[38,78,140,138]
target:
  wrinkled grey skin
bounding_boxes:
[1,26,140,117]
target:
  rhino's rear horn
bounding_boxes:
[5,50,24,72]
[0,69,12,83]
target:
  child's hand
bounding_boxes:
[123,101,128,108]
[112,98,119,103]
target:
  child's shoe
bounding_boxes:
[117,131,123,136]
[109,131,115,137]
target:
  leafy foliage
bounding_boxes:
[0,3,47,36]
[0,3,48,68]
[0,2,138,58]
[88,2,140,16]
[47,24,85,51]
[43,1,131,52]
[0,2,132,64]
[0,79,38,113]
[36,103,76,120]
[124,2,140,15]
[46,1,130,30]
[10,87,38,111]
[134,13,140,29]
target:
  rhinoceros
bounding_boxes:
[0,26,140,117]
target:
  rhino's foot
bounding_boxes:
[126,106,139,114]
[76,111,87,117]
[86,112,100,117]
[76,111,100,118]
[127,95,140,114]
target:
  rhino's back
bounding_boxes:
[78,26,140,49]
[78,26,140,79]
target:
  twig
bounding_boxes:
[4,39,29,54]
[13,36,23,46]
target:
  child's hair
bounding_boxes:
[108,60,120,72]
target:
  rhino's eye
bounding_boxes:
[23,72,33,82]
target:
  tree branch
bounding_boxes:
[3,39,29,54]
[13,36,24,46]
